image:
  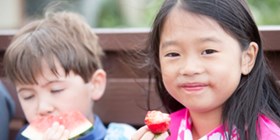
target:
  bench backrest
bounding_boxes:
[0,27,280,139]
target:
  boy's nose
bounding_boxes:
[179,57,204,76]
[38,100,54,116]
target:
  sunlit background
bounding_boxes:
[0,0,279,29]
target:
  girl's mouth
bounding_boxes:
[178,83,208,93]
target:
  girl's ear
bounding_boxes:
[241,42,259,75]
[88,69,107,101]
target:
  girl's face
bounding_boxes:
[159,8,244,113]
[16,60,106,123]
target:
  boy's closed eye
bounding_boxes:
[23,95,35,100]
[19,91,35,100]
[50,86,65,94]
[47,82,66,94]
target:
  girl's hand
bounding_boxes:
[131,125,169,140]
[43,122,70,140]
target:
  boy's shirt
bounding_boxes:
[167,108,280,140]
[16,115,136,140]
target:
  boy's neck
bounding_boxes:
[87,113,95,124]
[189,107,222,139]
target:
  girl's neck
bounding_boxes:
[189,107,222,139]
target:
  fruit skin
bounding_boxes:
[144,110,171,134]
[21,111,92,140]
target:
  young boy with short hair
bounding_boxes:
[4,11,135,140]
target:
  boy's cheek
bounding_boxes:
[18,99,37,122]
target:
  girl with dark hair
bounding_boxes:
[132,0,280,139]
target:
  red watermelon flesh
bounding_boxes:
[144,110,171,134]
[21,111,92,139]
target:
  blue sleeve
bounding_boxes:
[104,123,136,140]
[0,81,16,140]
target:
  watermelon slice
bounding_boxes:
[21,111,92,139]
[144,110,171,134]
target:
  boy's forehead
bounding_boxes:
[24,59,67,85]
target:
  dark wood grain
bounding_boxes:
[0,27,279,138]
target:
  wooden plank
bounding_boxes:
[5,77,164,126]
[259,26,280,51]
[95,78,165,126]
[1,27,280,51]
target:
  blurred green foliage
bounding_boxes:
[248,0,280,25]
[97,0,280,27]
[24,0,280,28]
[96,0,163,27]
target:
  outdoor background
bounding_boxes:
[0,0,279,29]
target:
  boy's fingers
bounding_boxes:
[61,129,70,140]
[131,126,149,140]
[52,125,65,139]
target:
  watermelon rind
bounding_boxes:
[21,111,93,140]
[69,120,92,138]
[21,126,43,140]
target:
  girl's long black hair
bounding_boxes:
[144,0,280,139]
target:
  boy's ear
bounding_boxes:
[88,69,107,101]
[241,42,259,75]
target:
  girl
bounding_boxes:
[132,0,280,140]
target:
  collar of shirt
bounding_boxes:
[78,115,107,140]
[168,108,238,140]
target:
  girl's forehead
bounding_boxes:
[161,8,226,41]
[165,8,220,31]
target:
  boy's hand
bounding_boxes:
[131,126,169,140]
[43,122,69,140]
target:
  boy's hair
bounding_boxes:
[144,0,280,139]
[4,11,104,85]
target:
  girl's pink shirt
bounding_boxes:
[167,108,280,140]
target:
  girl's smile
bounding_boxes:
[178,82,208,93]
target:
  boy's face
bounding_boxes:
[15,60,106,123]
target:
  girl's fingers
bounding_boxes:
[140,131,154,140]
[131,126,150,140]
[154,131,169,140]
[131,125,168,140]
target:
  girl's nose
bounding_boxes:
[179,56,204,76]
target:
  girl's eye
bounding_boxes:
[164,52,180,57]
[201,49,217,55]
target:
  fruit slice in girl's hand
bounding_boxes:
[144,110,171,134]
[21,111,92,140]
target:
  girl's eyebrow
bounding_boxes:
[160,40,178,49]
[161,36,222,49]
[196,36,222,44]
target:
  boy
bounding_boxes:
[4,11,135,140]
